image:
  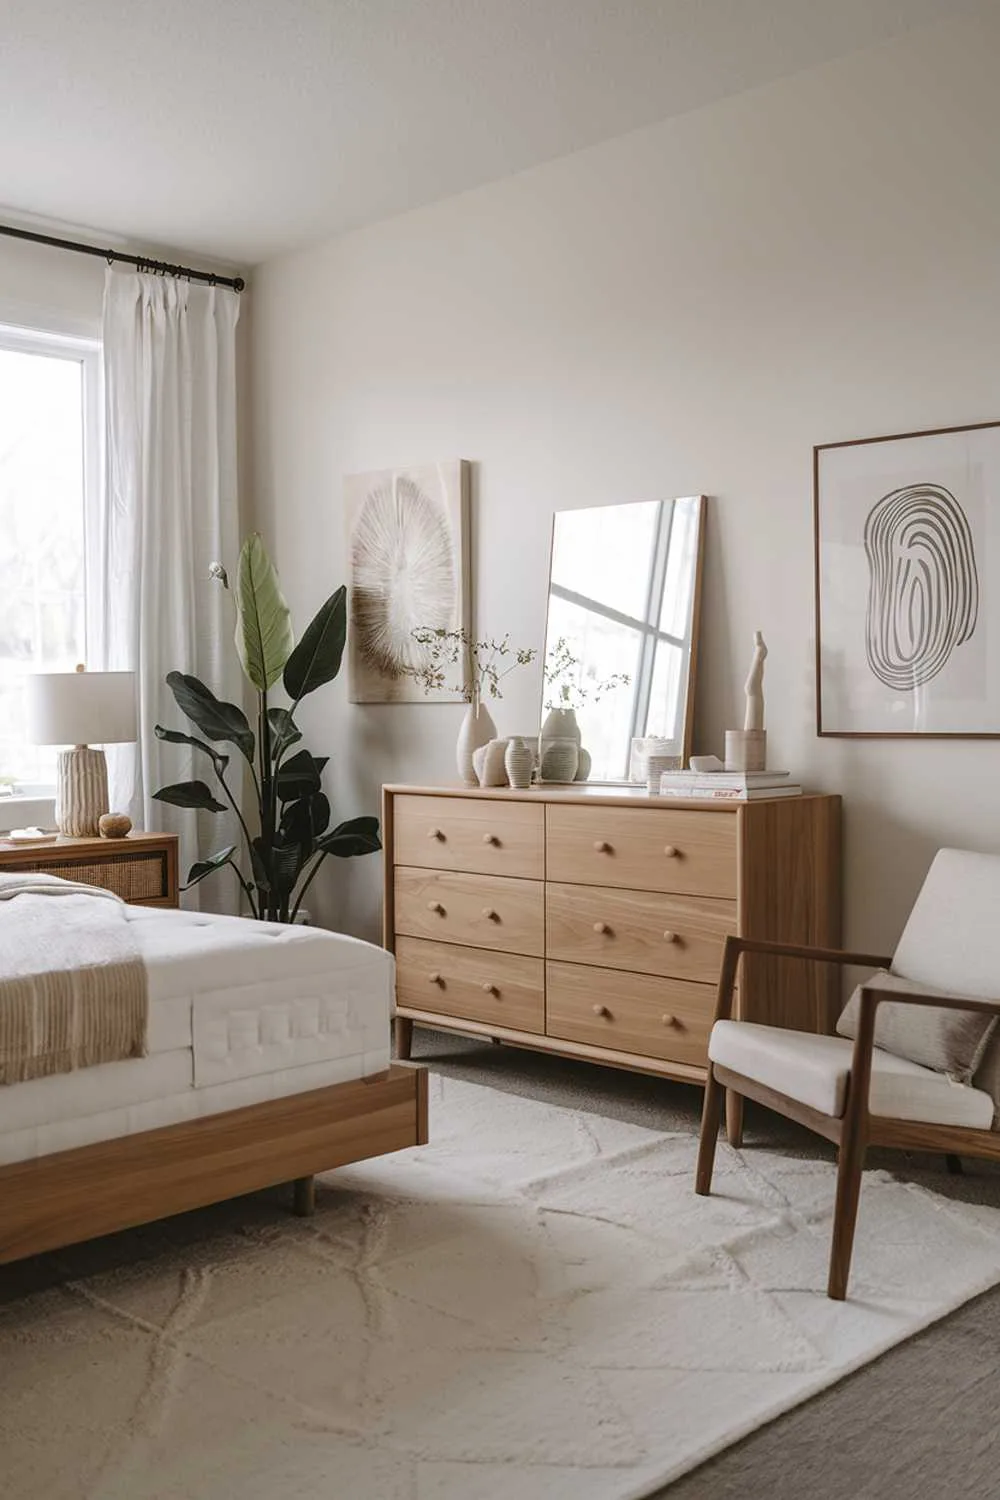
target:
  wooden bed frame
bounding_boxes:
[0,1064,427,1265]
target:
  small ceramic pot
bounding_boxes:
[504,737,534,789]
[540,737,579,783]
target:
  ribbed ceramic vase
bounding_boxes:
[456,700,497,785]
[504,737,534,789]
[539,737,579,783]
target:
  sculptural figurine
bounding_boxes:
[743,631,767,732]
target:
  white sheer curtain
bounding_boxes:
[91,269,242,909]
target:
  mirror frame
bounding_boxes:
[540,495,707,781]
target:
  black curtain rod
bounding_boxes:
[0,222,245,292]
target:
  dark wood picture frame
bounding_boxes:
[814,419,1000,739]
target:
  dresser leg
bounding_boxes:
[725,1091,745,1148]
[292,1176,316,1217]
[395,1017,414,1060]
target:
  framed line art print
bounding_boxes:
[814,419,1000,737]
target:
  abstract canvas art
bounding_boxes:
[346,460,470,703]
[815,420,1000,736]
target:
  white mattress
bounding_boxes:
[0,906,394,1166]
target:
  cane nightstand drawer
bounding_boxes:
[395,937,544,1033]
[546,961,715,1066]
[546,883,735,981]
[395,868,543,956]
[394,795,544,879]
[546,804,737,898]
[0,833,179,907]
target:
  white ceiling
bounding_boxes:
[0,0,973,268]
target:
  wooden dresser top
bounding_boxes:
[384,783,837,812]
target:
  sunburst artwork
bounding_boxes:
[346,460,471,702]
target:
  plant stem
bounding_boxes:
[258,685,277,921]
[290,852,326,924]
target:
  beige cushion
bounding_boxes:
[837,970,998,1084]
[709,1020,995,1128]
[893,848,1000,998]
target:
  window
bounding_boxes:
[0,326,100,792]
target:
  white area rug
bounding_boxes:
[4,1075,1000,1500]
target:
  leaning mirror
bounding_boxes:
[540,496,705,782]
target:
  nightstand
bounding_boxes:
[0,832,179,907]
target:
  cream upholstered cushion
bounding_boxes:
[709,1021,995,1129]
[837,969,998,1083]
[892,848,1000,998]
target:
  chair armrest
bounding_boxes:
[711,935,892,1025]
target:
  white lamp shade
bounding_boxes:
[27,671,138,747]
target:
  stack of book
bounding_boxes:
[657,770,802,800]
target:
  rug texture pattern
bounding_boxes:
[4,1074,1000,1500]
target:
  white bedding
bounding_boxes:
[0,906,394,1166]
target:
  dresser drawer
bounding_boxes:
[395,868,543,956]
[395,937,545,1033]
[546,883,735,981]
[546,961,714,1066]
[546,805,736,897]
[394,795,544,879]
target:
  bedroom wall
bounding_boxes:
[249,8,1000,951]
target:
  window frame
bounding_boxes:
[0,322,102,798]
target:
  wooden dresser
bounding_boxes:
[384,785,841,1118]
[0,832,179,907]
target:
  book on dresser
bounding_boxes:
[658,770,802,800]
[382,784,842,1116]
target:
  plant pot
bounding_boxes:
[457,701,497,785]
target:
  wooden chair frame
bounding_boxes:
[695,936,1000,1300]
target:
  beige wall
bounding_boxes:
[249,10,1000,949]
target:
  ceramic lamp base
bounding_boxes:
[56,746,109,837]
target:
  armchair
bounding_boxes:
[694,849,1000,1300]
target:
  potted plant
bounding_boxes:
[154,535,380,922]
[407,627,536,784]
[540,637,631,781]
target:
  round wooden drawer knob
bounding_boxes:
[482,982,500,997]
[428,901,445,914]
[428,972,443,985]
[593,921,611,935]
[662,1013,677,1027]
[483,833,500,846]
[594,840,612,853]
[663,930,677,943]
[482,907,500,922]
[428,828,444,840]
[592,1003,611,1018]
[664,845,679,857]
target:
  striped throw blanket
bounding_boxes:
[0,872,148,1086]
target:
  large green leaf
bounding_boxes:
[275,750,329,802]
[153,780,227,813]
[235,534,294,690]
[184,845,238,889]
[283,586,347,702]
[279,791,330,846]
[267,706,302,762]
[166,672,255,762]
[154,724,229,776]
[250,837,272,892]
[316,816,381,858]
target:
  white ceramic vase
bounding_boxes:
[504,737,534,789]
[457,700,497,785]
[540,737,579,783]
[540,706,582,747]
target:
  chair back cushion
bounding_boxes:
[837,969,997,1083]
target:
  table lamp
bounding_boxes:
[26,665,137,837]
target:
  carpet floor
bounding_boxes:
[3,1029,1000,1498]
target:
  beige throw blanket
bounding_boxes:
[0,872,148,1086]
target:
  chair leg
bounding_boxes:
[946,1153,964,1176]
[827,1135,866,1300]
[725,1090,745,1149]
[695,1066,726,1195]
[394,1016,414,1060]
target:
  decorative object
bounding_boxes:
[26,667,137,837]
[387,782,841,1111]
[0,831,179,905]
[539,736,579,783]
[475,737,510,787]
[724,630,768,772]
[457,701,498,785]
[345,461,470,703]
[541,639,628,782]
[504,736,534,789]
[16,1075,999,1500]
[2,829,58,846]
[630,734,681,784]
[815,420,1000,736]
[542,496,706,781]
[574,746,592,781]
[690,753,724,773]
[153,535,381,921]
[403,627,536,784]
[98,813,133,839]
[698,847,1000,1300]
[645,753,674,795]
